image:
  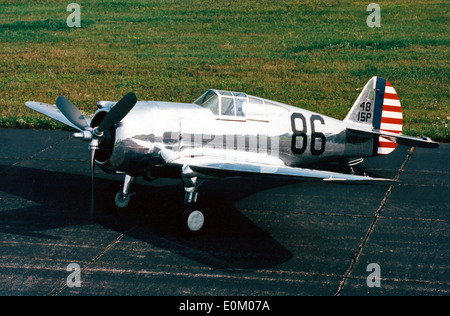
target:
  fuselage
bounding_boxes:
[93,92,375,175]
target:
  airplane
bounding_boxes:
[26,76,439,234]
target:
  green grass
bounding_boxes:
[0,0,448,141]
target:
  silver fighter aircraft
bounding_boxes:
[26,76,438,233]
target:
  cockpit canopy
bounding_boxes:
[194,90,246,117]
[194,89,288,119]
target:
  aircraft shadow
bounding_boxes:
[0,164,293,270]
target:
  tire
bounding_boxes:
[180,203,206,235]
[114,191,132,209]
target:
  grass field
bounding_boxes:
[0,0,448,141]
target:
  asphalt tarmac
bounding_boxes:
[0,128,448,296]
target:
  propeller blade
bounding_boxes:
[55,96,90,131]
[97,92,137,133]
[90,147,96,218]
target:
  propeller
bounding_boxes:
[56,92,138,217]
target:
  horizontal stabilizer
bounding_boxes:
[347,127,439,148]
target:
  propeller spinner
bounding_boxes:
[55,92,138,216]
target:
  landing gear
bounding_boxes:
[113,174,136,210]
[180,165,206,235]
[109,167,207,235]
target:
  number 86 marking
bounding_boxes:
[290,113,326,156]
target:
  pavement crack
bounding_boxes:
[334,147,416,296]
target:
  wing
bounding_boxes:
[26,101,91,130]
[168,155,394,183]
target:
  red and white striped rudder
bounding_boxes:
[377,80,403,155]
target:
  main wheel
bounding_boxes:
[114,191,132,209]
[180,204,205,235]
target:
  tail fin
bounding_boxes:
[344,76,403,155]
